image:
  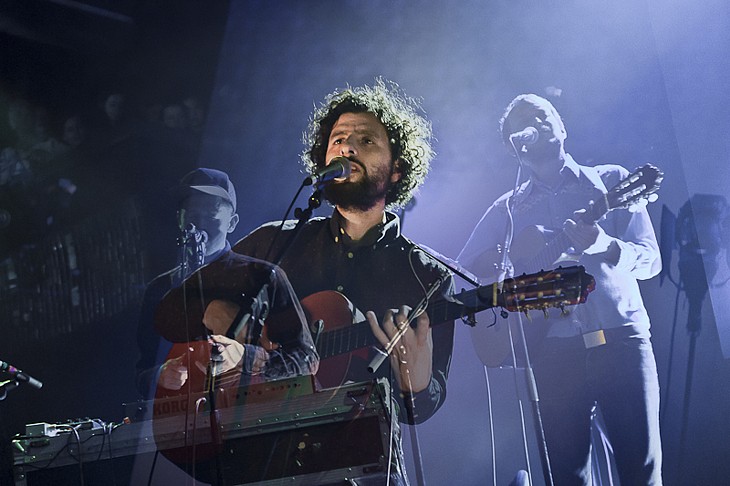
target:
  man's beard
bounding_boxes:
[323,162,394,212]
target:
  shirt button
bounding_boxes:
[347,252,354,259]
[336,285,344,292]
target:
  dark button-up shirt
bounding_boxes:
[233,210,455,424]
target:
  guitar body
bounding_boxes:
[152,340,314,470]
[300,291,369,389]
[152,341,228,465]
[151,297,286,467]
[469,309,550,368]
[471,226,566,367]
[510,225,558,271]
[149,267,595,469]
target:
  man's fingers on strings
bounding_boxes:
[380,308,399,335]
[366,310,390,348]
[395,305,409,327]
[391,305,413,333]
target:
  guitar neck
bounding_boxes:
[315,284,500,361]
[314,265,593,361]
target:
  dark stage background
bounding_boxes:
[1,0,729,485]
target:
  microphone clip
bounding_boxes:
[294,189,322,220]
[178,223,208,275]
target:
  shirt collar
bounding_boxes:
[329,209,401,247]
[561,153,581,179]
[514,153,582,204]
[204,240,231,264]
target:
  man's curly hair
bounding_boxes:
[302,78,434,209]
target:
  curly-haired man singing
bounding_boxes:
[234,79,454,485]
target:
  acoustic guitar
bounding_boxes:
[301,265,595,387]
[511,164,663,273]
[472,164,663,367]
[151,265,595,466]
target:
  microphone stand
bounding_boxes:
[271,187,322,268]
[256,184,325,353]
[500,142,554,486]
[178,223,207,279]
[267,158,348,267]
[264,159,347,268]
[177,225,226,485]
[205,351,226,486]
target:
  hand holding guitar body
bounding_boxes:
[195,335,245,377]
[156,297,275,391]
[158,354,188,390]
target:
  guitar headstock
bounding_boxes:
[606,164,663,212]
[499,265,596,313]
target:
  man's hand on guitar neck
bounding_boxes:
[366,306,433,394]
[563,209,612,255]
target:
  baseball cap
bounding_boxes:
[176,168,237,212]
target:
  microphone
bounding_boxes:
[0,360,43,389]
[304,157,352,186]
[184,223,208,245]
[179,223,208,251]
[509,127,539,145]
[178,223,208,273]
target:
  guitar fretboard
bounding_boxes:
[315,283,498,360]
[315,266,592,360]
